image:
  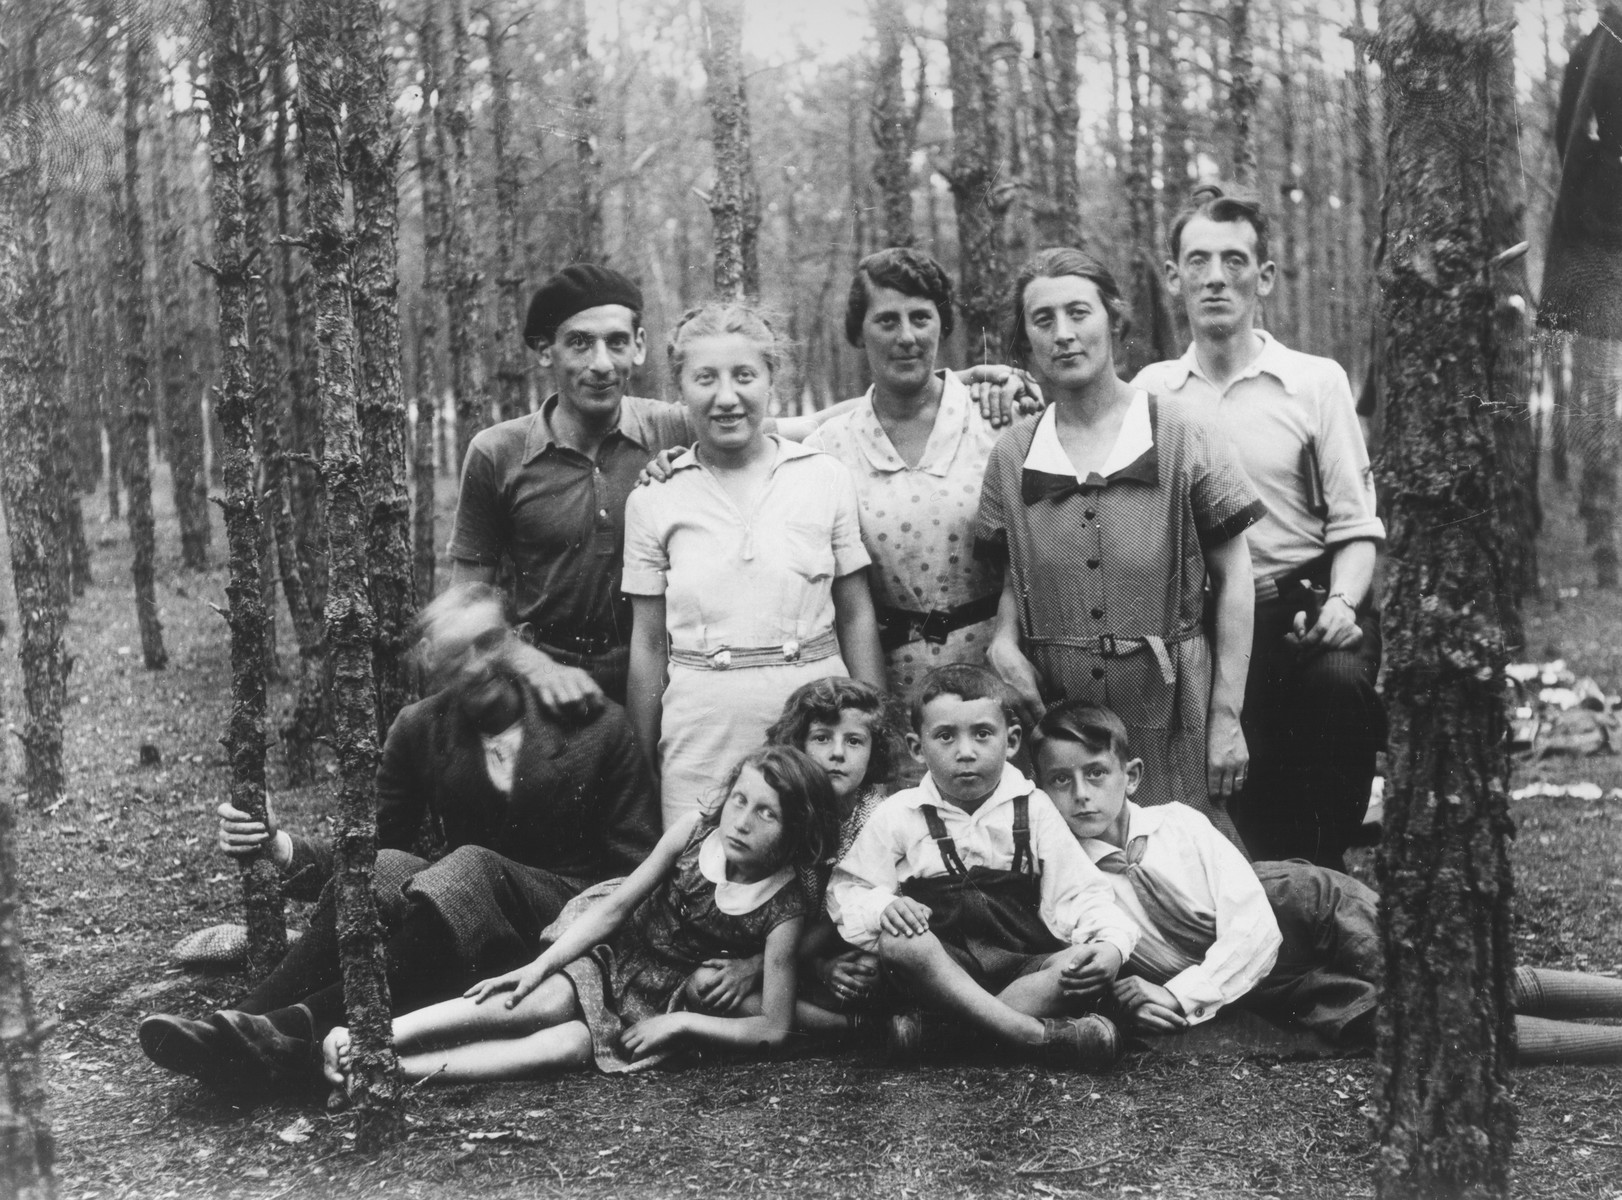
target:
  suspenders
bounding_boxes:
[919,794,1036,878]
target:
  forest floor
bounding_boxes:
[4,459,1622,1200]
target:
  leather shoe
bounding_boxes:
[210,1007,315,1088]
[139,1013,229,1084]
[1034,1013,1121,1071]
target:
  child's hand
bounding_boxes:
[621,1012,689,1058]
[465,958,551,1008]
[1058,942,1124,999]
[824,950,880,1004]
[321,1027,351,1087]
[879,896,933,937]
[1112,977,1188,1033]
[689,955,762,1013]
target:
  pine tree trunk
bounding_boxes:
[567,0,604,263]
[1228,0,1258,185]
[441,0,485,475]
[1370,4,1520,1195]
[414,0,446,604]
[206,0,289,982]
[486,6,528,425]
[0,785,55,1200]
[869,0,915,248]
[1276,3,1303,349]
[265,0,327,786]
[0,33,70,809]
[945,0,1008,359]
[118,31,168,671]
[702,0,761,300]
[1121,0,1175,375]
[348,0,418,742]
[1041,0,1083,247]
[293,0,401,1132]
[154,106,210,570]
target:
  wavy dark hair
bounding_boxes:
[703,745,839,870]
[765,677,904,791]
[1167,182,1271,265]
[1004,248,1133,371]
[844,247,957,347]
[1034,702,1134,765]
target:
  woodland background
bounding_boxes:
[0,0,1618,1196]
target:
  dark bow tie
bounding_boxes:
[1021,468,1107,506]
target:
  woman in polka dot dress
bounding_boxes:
[805,250,1007,707]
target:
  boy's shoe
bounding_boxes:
[1033,1014,1122,1072]
[886,1009,927,1064]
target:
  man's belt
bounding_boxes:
[668,628,840,672]
[875,594,1001,653]
[1254,553,1333,605]
[526,623,624,658]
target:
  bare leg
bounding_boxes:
[397,1021,594,1083]
[995,951,1086,1019]
[393,975,580,1053]
[877,931,1044,1047]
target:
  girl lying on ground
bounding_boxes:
[322,747,835,1084]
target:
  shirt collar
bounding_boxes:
[669,433,818,475]
[523,393,655,462]
[697,827,795,914]
[850,371,971,479]
[1079,800,1160,863]
[1020,392,1159,493]
[899,762,1036,814]
[1165,330,1299,396]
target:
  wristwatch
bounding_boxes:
[1326,591,1357,612]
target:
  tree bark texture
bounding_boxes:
[0,789,55,1200]
[567,0,605,263]
[414,0,447,604]
[945,0,1008,360]
[0,32,70,808]
[1035,0,1082,247]
[347,0,419,742]
[293,0,401,1132]
[153,109,211,571]
[870,0,916,248]
[703,0,761,300]
[118,31,169,670]
[1228,0,1258,185]
[441,0,485,475]
[266,0,328,786]
[1370,5,1520,1197]
[487,6,528,425]
[1575,334,1621,588]
[206,0,289,982]
[1121,0,1175,376]
[415,0,447,603]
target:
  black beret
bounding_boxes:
[524,264,644,349]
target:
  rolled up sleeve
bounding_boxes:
[1315,366,1386,548]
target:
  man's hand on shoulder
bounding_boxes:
[960,365,1045,427]
[635,446,687,488]
[216,798,294,870]
[503,639,605,720]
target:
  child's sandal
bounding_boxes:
[1032,1014,1122,1072]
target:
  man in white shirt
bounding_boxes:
[1133,185,1386,869]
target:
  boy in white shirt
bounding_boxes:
[827,665,1138,1068]
[1037,702,1622,1063]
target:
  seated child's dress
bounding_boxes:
[798,785,887,914]
[560,823,807,1073]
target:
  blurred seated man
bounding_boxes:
[138,582,658,1093]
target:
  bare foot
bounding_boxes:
[321,1026,351,1086]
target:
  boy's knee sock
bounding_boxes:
[236,896,341,1015]
[1513,1015,1622,1065]
[1512,966,1622,1018]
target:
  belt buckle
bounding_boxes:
[916,611,950,645]
[782,639,801,663]
[1099,634,1118,658]
[709,648,733,670]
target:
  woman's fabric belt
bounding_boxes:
[875,594,1001,653]
[1024,625,1203,687]
[668,628,840,672]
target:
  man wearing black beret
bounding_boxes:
[448,264,686,712]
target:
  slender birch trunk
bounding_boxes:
[486,5,528,424]
[702,0,761,300]
[414,0,447,603]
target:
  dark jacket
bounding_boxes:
[283,683,658,899]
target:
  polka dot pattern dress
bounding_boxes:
[805,373,1003,697]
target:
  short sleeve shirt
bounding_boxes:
[621,437,871,651]
[1132,333,1385,581]
[448,395,693,646]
